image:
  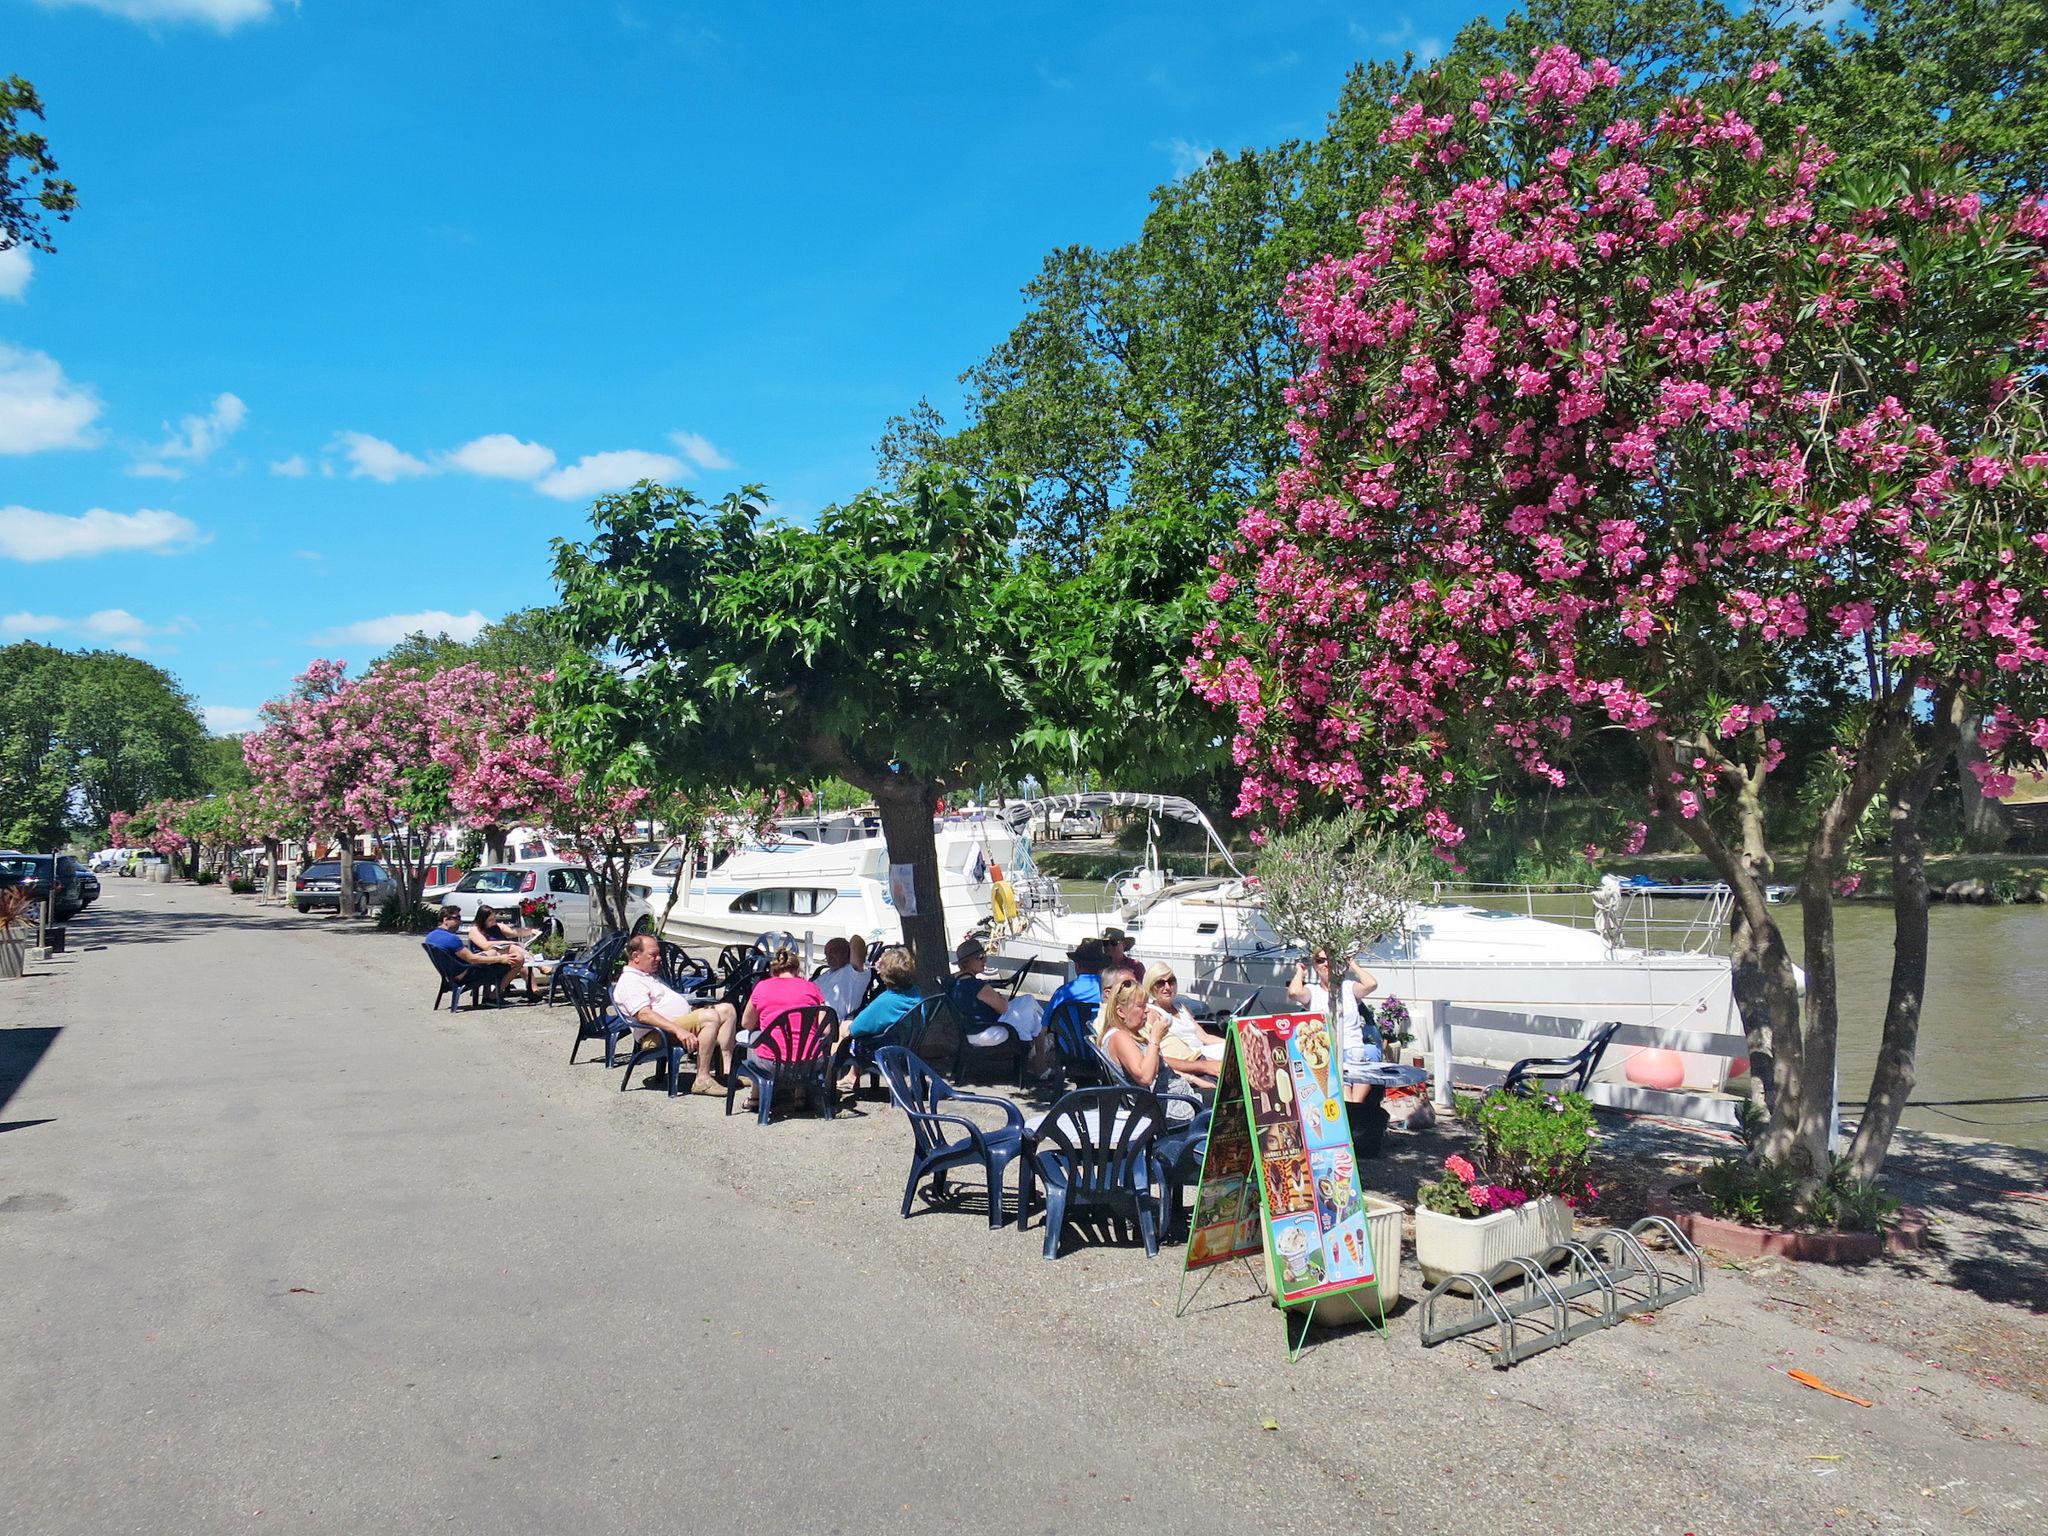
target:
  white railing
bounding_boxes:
[1426,881,1732,957]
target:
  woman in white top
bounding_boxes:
[1286,948,1381,1103]
[1133,961,1224,1084]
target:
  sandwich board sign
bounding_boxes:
[1178,1013,1382,1358]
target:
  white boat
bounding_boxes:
[627,809,1032,962]
[991,793,1756,1127]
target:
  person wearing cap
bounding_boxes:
[948,935,1009,1028]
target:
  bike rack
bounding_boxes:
[1419,1216,1706,1368]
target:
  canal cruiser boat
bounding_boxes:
[991,793,1759,1128]
[627,809,1032,962]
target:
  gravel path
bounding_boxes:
[3,881,2043,1534]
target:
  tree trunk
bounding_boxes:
[339,834,355,920]
[485,825,506,865]
[264,836,282,903]
[872,773,949,994]
[1955,711,2012,851]
[1846,696,1964,1180]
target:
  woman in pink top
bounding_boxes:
[740,948,828,1062]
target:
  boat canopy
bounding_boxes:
[997,792,1244,876]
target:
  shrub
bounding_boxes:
[1803,1160,1902,1235]
[1468,1089,1597,1203]
[374,896,440,934]
[193,870,220,886]
[533,931,569,960]
[1701,1156,1804,1228]
[228,876,256,895]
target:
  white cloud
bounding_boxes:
[313,609,490,648]
[201,703,264,734]
[331,430,433,482]
[269,454,309,477]
[0,504,205,562]
[33,0,278,30]
[668,430,733,471]
[0,246,30,302]
[447,432,556,479]
[535,449,685,501]
[131,390,247,479]
[0,607,190,653]
[1158,137,1217,179]
[1357,18,1444,63]
[0,344,102,454]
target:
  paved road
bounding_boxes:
[0,885,1192,1534]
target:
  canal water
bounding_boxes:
[1057,876,2048,1151]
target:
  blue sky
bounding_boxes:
[2,0,1483,732]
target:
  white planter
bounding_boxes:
[1414,1193,1572,1284]
[0,934,23,979]
[1362,1195,1405,1314]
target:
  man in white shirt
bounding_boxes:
[814,936,867,1024]
[611,934,740,1096]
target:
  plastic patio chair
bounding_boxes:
[1043,997,1115,1092]
[423,941,498,1013]
[840,992,945,1095]
[657,940,713,995]
[875,1046,1028,1230]
[727,1004,839,1124]
[1092,1037,1212,1242]
[1503,1020,1624,1097]
[1021,1087,1167,1260]
[566,966,636,1068]
[618,1016,702,1097]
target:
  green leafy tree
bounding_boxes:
[549,477,1113,986]
[0,642,74,848]
[372,607,581,676]
[61,652,208,831]
[195,733,253,795]
[1,75,76,254]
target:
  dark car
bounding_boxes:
[0,852,85,921]
[76,868,101,906]
[293,858,399,916]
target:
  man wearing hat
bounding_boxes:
[1098,926,1139,984]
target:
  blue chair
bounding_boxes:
[727,1005,839,1124]
[423,941,498,1013]
[1022,1087,1166,1260]
[619,1015,701,1097]
[566,967,636,1068]
[946,982,1030,1086]
[876,1047,1027,1229]
[840,991,944,1095]
[1043,998,1115,1092]
[657,940,713,995]
[1503,1020,1622,1096]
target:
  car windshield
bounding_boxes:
[1,856,53,880]
[460,868,529,894]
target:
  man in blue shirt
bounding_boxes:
[424,904,514,1002]
[1044,938,1109,1030]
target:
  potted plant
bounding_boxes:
[1413,1090,1596,1283]
[0,884,31,979]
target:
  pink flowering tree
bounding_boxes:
[1189,49,2048,1179]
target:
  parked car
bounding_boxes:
[294,858,399,916]
[76,869,101,907]
[0,852,85,920]
[420,861,648,943]
[1055,809,1102,840]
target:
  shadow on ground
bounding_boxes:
[0,1026,60,1123]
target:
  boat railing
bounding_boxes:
[1427,881,1732,957]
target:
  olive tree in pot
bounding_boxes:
[1255,811,1427,1146]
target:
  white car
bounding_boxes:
[420,861,650,943]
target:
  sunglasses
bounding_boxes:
[1153,976,1177,987]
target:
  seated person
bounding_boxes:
[424,904,516,1000]
[845,945,921,1038]
[1044,938,1109,1030]
[947,936,1009,1028]
[1286,948,1383,1103]
[1137,962,1224,1083]
[612,933,740,1095]
[743,946,827,1061]
[467,904,533,993]
[1095,975,1208,1114]
[814,936,867,1023]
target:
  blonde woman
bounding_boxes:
[1096,974,1210,1112]
[1138,961,1225,1083]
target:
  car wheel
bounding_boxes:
[632,914,655,936]
[296,902,310,914]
